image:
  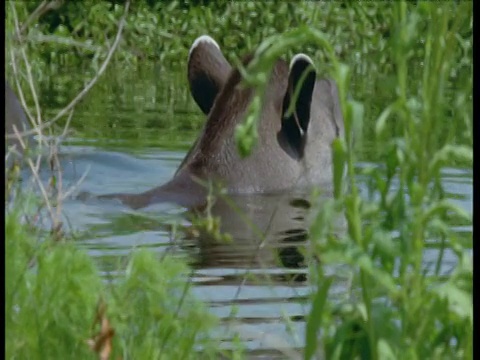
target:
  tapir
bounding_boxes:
[99,35,344,209]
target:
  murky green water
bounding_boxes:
[25,60,472,358]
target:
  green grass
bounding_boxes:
[5,195,227,359]
[302,3,472,359]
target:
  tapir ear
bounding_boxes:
[187,35,232,115]
[279,54,316,158]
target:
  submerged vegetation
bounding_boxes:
[5,1,472,359]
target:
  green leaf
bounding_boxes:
[349,99,364,150]
[423,199,472,225]
[332,138,347,199]
[377,339,397,360]
[432,283,472,322]
[375,100,402,137]
[428,145,473,173]
[305,277,332,360]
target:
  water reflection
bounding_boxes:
[182,192,322,356]
[191,193,310,270]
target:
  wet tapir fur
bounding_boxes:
[100,35,344,209]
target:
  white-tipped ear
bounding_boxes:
[289,53,315,70]
[187,35,231,115]
[278,53,317,159]
[188,35,220,61]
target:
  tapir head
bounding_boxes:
[177,35,344,193]
[98,35,344,209]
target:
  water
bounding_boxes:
[14,61,473,358]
